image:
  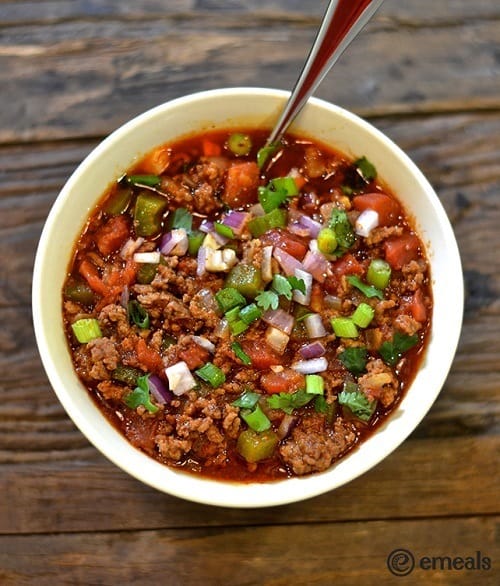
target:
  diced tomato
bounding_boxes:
[178,344,210,370]
[222,161,260,207]
[408,288,427,322]
[95,215,130,256]
[332,253,364,277]
[106,259,137,288]
[79,259,109,296]
[352,192,401,226]
[136,338,163,373]
[202,139,222,157]
[260,228,308,260]
[310,282,324,313]
[384,233,420,270]
[241,340,282,370]
[260,369,305,394]
[138,146,171,175]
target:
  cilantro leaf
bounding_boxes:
[338,384,376,421]
[232,389,260,409]
[339,347,368,375]
[267,389,315,414]
[347,275,384,300]
[329,209,355,251]
[168,207,193,232]
[379,332,419,366]
[124,374,158,413]
[256,290,279,311]
[287,275,306,294]
[272,273,293,299]
[355,156,377,182]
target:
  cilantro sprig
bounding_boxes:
[379,332,419,366]
[338,382,376,421]
[255,274,306,311]
[124,374,158,414]
[267,389,315,414]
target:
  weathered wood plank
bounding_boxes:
[0,517,497,585]
[0,2,498,142]
[0,435,498,535]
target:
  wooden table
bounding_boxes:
[1,1,498,584]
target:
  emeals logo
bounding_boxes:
[386,548,492,576]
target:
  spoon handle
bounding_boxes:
[267,0,385,146]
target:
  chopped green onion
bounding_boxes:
[227,133,252,156]
[367,258,391,290]
[127,300,150,329]
[187,230,205,255]
[241,404,271,432]
[354,156,377,182]
[214,222,235,239]
[71,318,102,343]
[247,208,287,238]
[231,342,252,365]
[257,144,278,168]
[229,319,249,336]
[317,227,338,254]
[347,275,384,300]
[232,389,260,409]
[271,176,299,196]
[331,317,358,338]
[305,374,324,395]
[239,303,262,325]
[215,287,246,313]
[258,177,298,213]
[195,362,226,388]
[351,302,375,328]
[124,374,158,414]
[127,174,161,187]
[225,306,241,323]
[338,347,368,375]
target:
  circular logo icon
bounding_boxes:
[387,549,415,576]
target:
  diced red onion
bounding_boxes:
[249,203,265,217]
[196,246,208,277]
[293,268,312,305]
[355,209,379,237]
[291,357,328,374]
[148,374,174,406]
[303,250,329,283]
[214,317,230,339]
[120,237,144,259]
[133,251,161,264]
[265,326,290,354]
[261,245,274,283]
[199,219,214,234]
[222,211,251,235]
[324,294,342,310]
[262,309,294,335]
[304,313,327,338]
[160,228,188,256]
[277,414,299,440]
[273,247,303,276]
[120,284,130,309]
[299,341,326,359]
[194,288,219,314]
[298,215,322,238]
[192,335,215,354]
[288,222,311,238]
[164,361,197,396]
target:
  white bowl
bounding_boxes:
[32,88,463,508]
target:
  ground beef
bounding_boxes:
[97,380,126,401]
[279,413,356,475]
[365,225,403,246]
[358,358,399,407]
[394,313,421,336]
[98,304,131,339]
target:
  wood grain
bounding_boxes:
[0,0,499,142]
[0,517,497,585]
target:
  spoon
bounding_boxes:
[266,0,385,147]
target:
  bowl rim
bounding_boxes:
[32,87,463,508]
